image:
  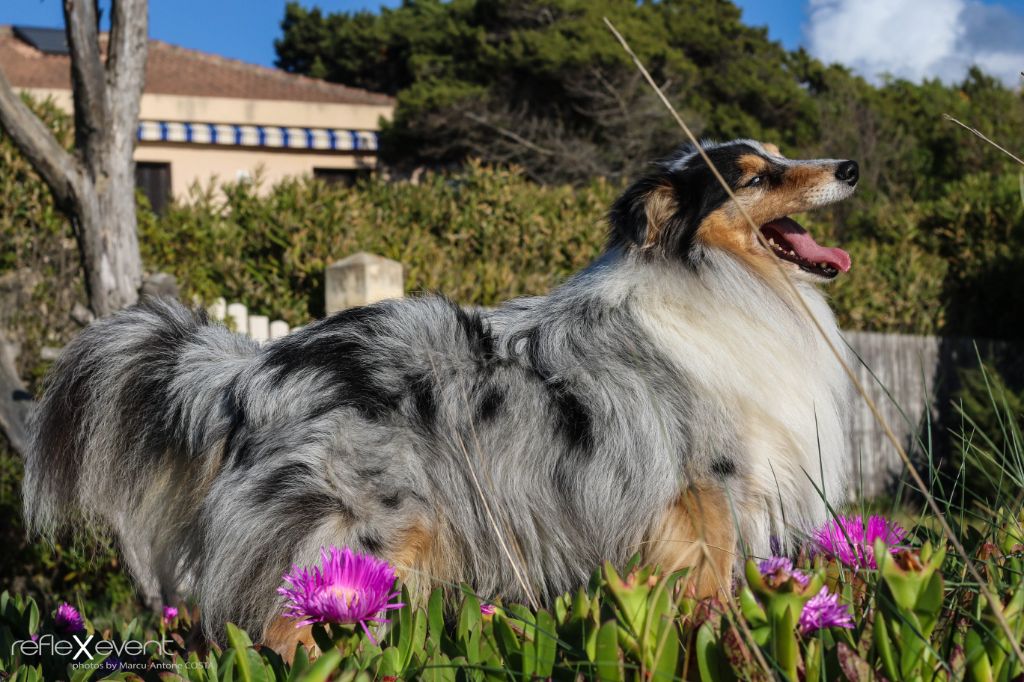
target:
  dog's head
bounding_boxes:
[608,139,858,283]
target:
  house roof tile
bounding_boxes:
[0,26,394,107]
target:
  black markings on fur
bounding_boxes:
[253,461,312,504]
[262,304,399,422]
[710,458,736,478]
[252,462,357,522]
[514,329,592,452]
[452,304,496,366]
[549,379,593,454]
[270,490,356,523]
[549,379,595,498]
[223,376,251,468]
[379,492,404,509]
[359,532,385,554]
[407,372,438,432]
[475,386,504,423]
[358,465,388,479]
[505,324,598,496]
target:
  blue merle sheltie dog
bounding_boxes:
[24,139,859,652]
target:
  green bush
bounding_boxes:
[0,98,86,385]
[831,238,948,335]
[141,166,1022,340]
[140,163,614,323]
[952,363,1024,505]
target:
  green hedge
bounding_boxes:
[140,163,614,324]
[141,166,1022,340]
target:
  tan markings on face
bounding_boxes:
[643,485,736,599]
[697,205,779,280]
[643,183,678,249]
[743,162,837,225]
[762,142,781,156]
[736,154,769,181]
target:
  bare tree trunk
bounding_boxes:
[0,0,148,456]
[0,333,32,456]
[64,0,148,317]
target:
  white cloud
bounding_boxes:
[805,0,1024,86]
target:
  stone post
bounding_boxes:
[325,252,404,315]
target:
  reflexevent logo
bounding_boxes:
[11,634,208,673]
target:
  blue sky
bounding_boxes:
[3,1,804,66]
[2,1,1022,85]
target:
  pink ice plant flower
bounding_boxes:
[757,556,810,586]
[54,602,84,635]
[162,605,178,622]
[799,587,854,634]
[480,603,497,616]
[278,546,403,641]
[814,515,906,569]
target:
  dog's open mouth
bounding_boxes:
[759,217,851,280]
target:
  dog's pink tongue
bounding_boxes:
[765,218,851,272]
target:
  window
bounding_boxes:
[135,162,172,214]
[313,167,370,187]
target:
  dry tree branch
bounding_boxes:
[0,70,84,210]
[464,112,558,157]
[64,0,108,162]
[603,16,1024,670]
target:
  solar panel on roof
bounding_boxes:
[13,26,69,56]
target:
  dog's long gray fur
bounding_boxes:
[24,269,731,633]
[24,140,854,642]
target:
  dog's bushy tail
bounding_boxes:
[24,298,258,603]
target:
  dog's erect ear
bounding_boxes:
[762,142,781,157]
[608,176,678,251]
[609,165,722,259]
[642,183,678,249]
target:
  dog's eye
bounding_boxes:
[746,174,766,188]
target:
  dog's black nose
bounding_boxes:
[836,160,859,186]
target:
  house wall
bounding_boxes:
[133,143,377,197]
[21,87,392,197]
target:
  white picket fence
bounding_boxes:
[206,297,298,343]
[203,251,404,344]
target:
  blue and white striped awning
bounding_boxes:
[137,120,379,152]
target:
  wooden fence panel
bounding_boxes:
[844,331,940,497]
[843,331,1019,497]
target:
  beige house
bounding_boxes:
[1,25,394,210]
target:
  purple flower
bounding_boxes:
[278,546,403,641]
[54,602,84,635]
[757,557,810,586]
[162,605,178,622]
[480,603,497,617]
[799,587,854,634]
[814,515,906,569]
